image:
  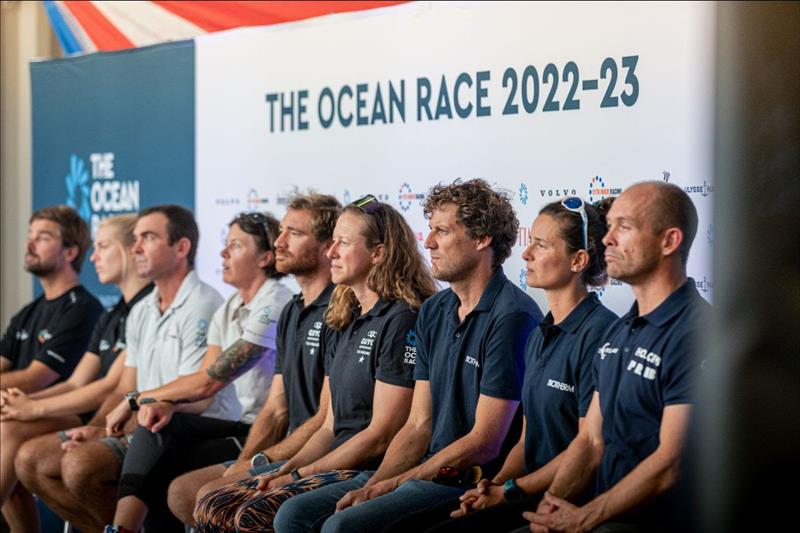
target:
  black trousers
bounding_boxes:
[118,413,250,531]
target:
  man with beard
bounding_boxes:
[163,193,342,529]
[1,205,103,393]
[273,179,543,533]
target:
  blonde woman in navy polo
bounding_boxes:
[416,197,618,533]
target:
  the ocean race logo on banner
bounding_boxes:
[65,153,140,237]
[588,175,623,203]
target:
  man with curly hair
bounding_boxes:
[273,179,543,533]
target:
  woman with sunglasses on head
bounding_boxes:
[407,197,618,533]
[193,195,437,533]
[104,211,295,533]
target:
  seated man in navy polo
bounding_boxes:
[525,181,711,533]
[273,178,543,533]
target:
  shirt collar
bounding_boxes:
[150,270,200,313]
[555,292,602,333]
[622,278,700,327]
[124,283,154,312]
[438,268,508,314]
[235,277,280,313]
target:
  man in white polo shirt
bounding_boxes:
[16,204,222,533]
[105,212,294,533]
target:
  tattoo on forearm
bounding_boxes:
[207,339,268,383]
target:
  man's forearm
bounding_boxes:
[87,391,125,426]
[28,380,74,400]
[28,376,116,419]
[547,433,603,501]
[238,406,289,459]
[582,445,683,529]
[491,439,527,484]
[259,410,320,461]
[365,423,430,487]
[0,368,56,393]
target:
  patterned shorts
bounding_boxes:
[194,469,360,533]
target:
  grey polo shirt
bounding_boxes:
[207,277,294,423]
[125,270,224,406]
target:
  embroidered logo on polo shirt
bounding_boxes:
[257,307,272,325]
[598,342,619,360]
[464,355,480,368]
[626,346,661,380]
[403,330,417,365]
[306,321,323,354]
[16,329,29,341]
[547,379,575,393]
[356,330,377,362]
[195,319,209,348]
[99,339,111,351]
[113,340,126,351]
[37,329,53,344]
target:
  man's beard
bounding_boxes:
[25,256,57,277]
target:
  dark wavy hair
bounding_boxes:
[423,179,518,269]
[539,197,615,287]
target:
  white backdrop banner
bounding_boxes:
[195,1,715,315]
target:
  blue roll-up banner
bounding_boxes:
[31,40,195,307]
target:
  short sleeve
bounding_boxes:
[35,294,103,379]
[479,311,538,400]
[273,304,292,375]
[206,304,225,348]
[575,323,609,416]
[322,327,340,376]
[0,311,23,361]
[375,310,417,389]
[661,332,696,406]
[176,294,221,376]
[241,297,287,350]
[85,311,111,357]
[412,311,430,382]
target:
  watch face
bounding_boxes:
[251,453,268,468]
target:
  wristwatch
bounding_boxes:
[503,478,525,501]
[124,391,140,411]
[250,452,271,469]
[290,468,302,481]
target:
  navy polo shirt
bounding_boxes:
[594,279,710,494]
[414,269,543,473]
[274,283,336,432]
[327,299,417,454]
[522,292,617,473]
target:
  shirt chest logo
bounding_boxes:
[546,378,575,393]
[598,342,619,360]
[16,329,29,341]
[464,355,480,368]
[195,319,209,348]
[626,346,661,380]
[306,321,323,354]
[257,306,273,325]
[37,329,53,344]
[356,330,377,363]
[99,339,111,351]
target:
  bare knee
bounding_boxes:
[14,439,41,484]
[61,443,118,496]
[169,472,201,525]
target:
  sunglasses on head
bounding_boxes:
[561,196,588,251]
[350,194,385,241]
[241,212,274,251]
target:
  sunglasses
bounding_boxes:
[561,196,588,250]
[241,212,274,251]
[350,194,385,241]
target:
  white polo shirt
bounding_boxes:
[207,277,293,423]
[125,270,226,415]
